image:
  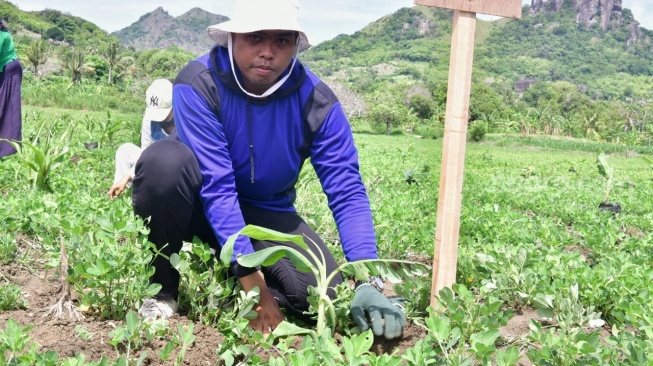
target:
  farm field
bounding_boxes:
[1,106,653,365]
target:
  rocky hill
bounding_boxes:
[304,0,651,90]
[112,7,228,55]
[529,0,648,44]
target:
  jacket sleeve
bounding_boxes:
[172,84,257,277]
[310,102,378,262]
[140,116,153,149]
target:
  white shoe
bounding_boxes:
[138,298,178,319]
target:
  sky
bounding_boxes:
[10,0,653,46]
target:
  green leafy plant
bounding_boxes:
[532,284,605,330]
[473,247,542,308]
[468,121,488,142]
[596,152,615,203]
[215,288,268,366]
[213,224,428,365]
[0,233,17,265]
[604,325,653,365]
[170,239,235,325]
[267,324,379,366]
[401,303,519,366]
[66,218,160,319]
[2,117,75,191]
[433,284,513,344]
[421,308,466,364]
[172,323,196,366]
[0,319,38,365]
[0,284,26,311]
[74,325,94,341]
[108,310,171,364]
[596,152,633,204]
[526,319,602,365]
[87,111,129,148]
[221,225,429,336]
[404,163,431,185]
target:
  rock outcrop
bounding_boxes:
[112,7,229,55]
[529,0,642,44]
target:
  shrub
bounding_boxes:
[469,121,488,142]
[45,27,65,42]
[408,94,434,120]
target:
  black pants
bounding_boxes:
[132,139,343,321]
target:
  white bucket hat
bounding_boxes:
[207,0,311,53]
[143,79,173,122]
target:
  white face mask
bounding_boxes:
[227,33,300,99]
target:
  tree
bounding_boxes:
[103,41,122,84]
[135,46,194,79]
[469,83,506,122]
[367,89,417,135]
[61,48,87,84]
[24,39,49,78]
[113,56,136,84]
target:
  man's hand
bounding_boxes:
[239,270,284,334]
[350,283,406,340]
[107,175,132,199]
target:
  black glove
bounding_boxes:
[350,281,406,340]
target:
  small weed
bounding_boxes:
[0,233,17,265]
[0,284,27,311]
[74,325,94,341]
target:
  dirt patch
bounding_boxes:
[1,259,225,365]
[564,244,595,265]
[623,225,645,238]
[498,308,537,366]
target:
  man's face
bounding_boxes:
[232,30,297,95]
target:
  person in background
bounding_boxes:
[133,0,405,340]
[108,79,175,199]
[0,19,23,158]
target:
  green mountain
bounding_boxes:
[0,1,114,47]
[477,2,653,91]
[112,7,228,55]
[303,1,652,101]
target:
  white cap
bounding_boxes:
[143,79,173,122]
[207,0,311,52]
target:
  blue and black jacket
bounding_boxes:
[173,45,377,275]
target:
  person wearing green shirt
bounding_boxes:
[0,19,23,158]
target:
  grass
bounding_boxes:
[485,133,653,155]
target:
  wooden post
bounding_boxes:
[413,0,522,307]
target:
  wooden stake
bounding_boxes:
[430,10,476,303]
[412,1,522,307]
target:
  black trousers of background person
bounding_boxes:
[132,139,343,321]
